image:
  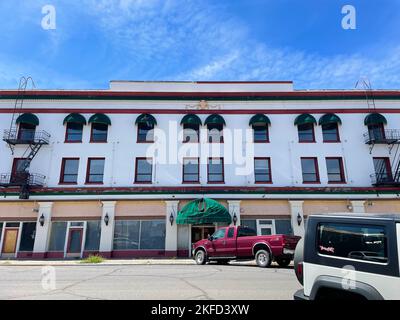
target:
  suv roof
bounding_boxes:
[308,212,400,222]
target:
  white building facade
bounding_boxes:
[0,81,399,259]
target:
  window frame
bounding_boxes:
[17,123,36,141]
[182,157,200,184]
[137,122,155,143]
[134,157,153,184]
[182,123,200,143]
[301,157,320,184]
[207,157,225,184]
[368,123,386,141]
[252,124,269,143]
[85,157,105,185]
[59,157,80,185]
[373,157,393,181]
[298,123,316,143]
[254,157,272,184]
[90,123,108,143]
[322,123,340,143]
[65,122,84,143]
[207,123,224,143]
[326,157,346,184]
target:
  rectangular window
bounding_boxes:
[19,222,36,252]
[18,123,36,141]
[241,219,257,231]
[208,158,224,183]
[65,123,83,142]
[113,220,140,250]
[254,158,272,183]
[84,221,101,251]
[90,123,108,142]
[326,157,345,183]
[368,124,385,141]
[301,157,320,183]
[207,124,223,143]
[183,158,199,183]
[60,158,79,184]
[48,222,67,251]
[137,123,154,142]
[139,220,166,249]
[298,123,315,142]
[253,125,269,142]
[322,123,340,142]
[86,158,105,184]
[183,124,199,143]
[373,157,392,182]
[317,223,388,263]
[135,158,153,183]
[275,219,293,235]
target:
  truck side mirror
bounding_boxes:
[208,235,213,241]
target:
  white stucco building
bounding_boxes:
[0,80,399,259]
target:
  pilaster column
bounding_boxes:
[33,202,53,259]
[165,200,179,256]
[99,201,117,258]
[227,200,241,226]
[289,200,305,238]
[351,200,366,213]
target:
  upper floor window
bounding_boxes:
[86,158,105,184]
[365,113,387,142]
[205,114,225,143]
[183,158,199,183]
[208,158,224,183]
[136,114,156,143]
[60,158,79,184]
[16,113,39,142]
[301,157,320,183]
[88,114,111,143]
[64,113,86,143]
[319,113,342,142]
[254,158,272,183]
[249,114,271,143]
[135,158,153,183]
[373,157,392,183]
[326,157,345,183]
[181,114,202,143]
[295,114,316,143]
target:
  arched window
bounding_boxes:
[294,114,317,142]
[204,114,225,143]
[319,113,342,142]
[181,114,202,143]
[136,114,157,143]
[16,113,39,142]
[88,114,111,143]
[63,113,86,142]
[364,113,387,142]
[249,114,271,142]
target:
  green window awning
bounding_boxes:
[16,113,39,126]
[204,114,226,126]
[181,114,202,126]
[63,113,87,125]
[135,113,157,126]
[364,113,387,126]
[249,113,271,126]
[318,113,342,126]
[88,113,111,125]
[294,113,316,126]
[176,198,232,225]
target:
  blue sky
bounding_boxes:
[0,0,400,90]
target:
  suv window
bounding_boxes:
[317,223,388,263]
[212,228,226,240]
[237,227,257,237]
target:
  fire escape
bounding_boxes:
[0,77,50,199]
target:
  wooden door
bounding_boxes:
[2,229,19,254]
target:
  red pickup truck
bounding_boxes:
[192,226,300,267]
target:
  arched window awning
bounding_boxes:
[16,113,39,126]
[63,113,87,125]
[294,113,316,126]
[181,114,202,126]
[249,114,271,126]
[176,198,232,225]
[318,113,342,126]
[135,113,157,126]
[88,113,111,126]
[364,113,387,126]
[204,114,226,126]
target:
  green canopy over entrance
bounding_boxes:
[176,198,232,225]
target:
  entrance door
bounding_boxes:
[2,229,19,254]
[191,225,215,244]
[66,228,83,257]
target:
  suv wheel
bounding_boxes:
[276,258,291,267]
[255,250,271,268]
[195,250,207,265]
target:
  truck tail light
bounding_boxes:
[295,262,304,285]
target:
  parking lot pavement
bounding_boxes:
[0,263,301,300]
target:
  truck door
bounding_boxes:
[209,228,227,257]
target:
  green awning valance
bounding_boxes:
[181,114,202,126]
[204,114,226,126]
[294,113,316,126]
[176,198,232,225]
[63,113,87,125]
[249,114,271,126]
[318,113,342,126]
[364,113,387,126]
[16,113,39,126]
[135,113,157,126]
[88,113,111,125]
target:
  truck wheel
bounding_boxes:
[276,258,291,267]
[255,250,271,268]
[195,250,207,265]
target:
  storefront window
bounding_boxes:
[84,221,101,251]
[113,220,140,250]
[19,222,36,252]
[241,219,257,231]
[140,220,166,249]
[275,219,293,235]
[48,222,67,251]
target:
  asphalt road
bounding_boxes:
[0,263,301,300]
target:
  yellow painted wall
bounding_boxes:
[116,200,165,217]
[303,200,349,216]
[240,200,290,216]
[0,202,37,218]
